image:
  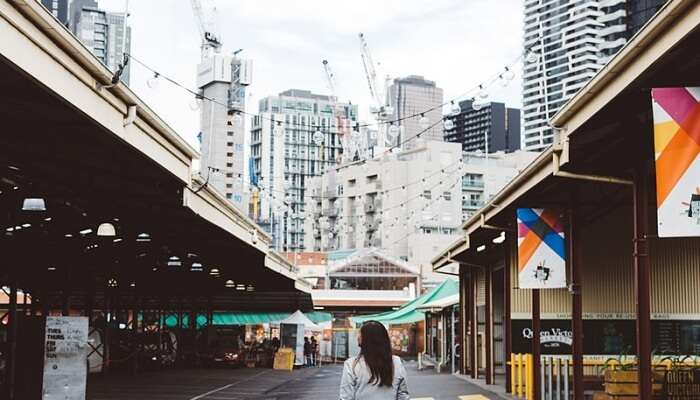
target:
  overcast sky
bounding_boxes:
[100,0,524,149]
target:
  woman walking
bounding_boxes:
[339,321,410,400]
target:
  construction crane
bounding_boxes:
[191,0,222,60]
[322,60,354,163]
[358,33,392,120]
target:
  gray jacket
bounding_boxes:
[339,355,409,400]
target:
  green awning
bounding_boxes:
[352,280,458,327]
[161,311,333,328]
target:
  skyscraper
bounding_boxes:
[444,100,521,153]
[40,0,68,25]
[250,89,358,251]
[68,0,130,84]
[387,76,444,150]
[522,0,665,152]
[196,55,252,213]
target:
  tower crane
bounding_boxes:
[358,33,393,150]
[190,0,222,60]
[322,60,354,163]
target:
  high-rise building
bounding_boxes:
[459,150,539,220]
[444,100,521,153]
[250,89,358,251]
[303,140,464,282]
[522,0,665,152]
[40,0,68,25]
[196,55,252,213]
[387,76,444,150]
[68,0,130,84]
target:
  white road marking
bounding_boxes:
[458,395,491,400]
[188,370,272,400]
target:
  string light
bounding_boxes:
[146,72,159,89]
[418,114,430,129]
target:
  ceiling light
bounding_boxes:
[47,266,57,271]
[22,198,46,211]
[21,223,31,228]
[79,228,93,235]
[167,256,181,267]
[477,244,486,252]
[97,222,116,237]
[236,284,246,291]
[209,268,220,276]
[113,238,123,243]
[136,233,151,242]
[492,231,506,244]
[44,217,52,222]
[5,227,14,232]
[225,279,235,288]
[191,262,203,272]
[64,233,73,238]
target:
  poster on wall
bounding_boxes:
[516,208,567,288]
[43,316,89,400]
[651,87,700,237]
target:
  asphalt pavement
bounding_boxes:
[87,360,501,400]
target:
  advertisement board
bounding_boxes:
[651,87,700,237]
[516,208,567,288]
[42,316,89,400]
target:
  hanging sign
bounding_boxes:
[651,87,700,237]
[516,208,566,288]
[43,316,89,400]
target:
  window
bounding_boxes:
[443,192,452,201]
[423,190,432,200]
[226,163,233,168]
[227,152,233,157]
[227,142,233,147]
[227,131,234,136]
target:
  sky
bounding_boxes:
[100,0,524,149]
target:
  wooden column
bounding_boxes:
[633,170,652,399]
[532,289,541,400]
[504,233,513,393]
[569,207,584,400]
[485,267,493,384]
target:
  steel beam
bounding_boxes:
[569,207,584,400]
[532,289,541,400]
[504,233,513,393]
[485,267,493,384]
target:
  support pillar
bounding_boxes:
[460,267,468,375]
[469,271,478,379]
[504,233,513,393]
[569,207,584,400]
[532,289,541,400]
[485,267,493,385]
[7,283,18,400]
[633,170,652,399]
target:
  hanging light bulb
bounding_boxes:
[189,95,202,111]
[444,119,455,130]
[477,85,488,99]
[313,130,324,145]
[451,101,461,115]
[232,113,244,126]
[387,124,399,138]
[146,72,160,88]
[502,66,515,81]
[418,114,430,129]
[472,100,484,111]
[274,122,284,137]
[526,49,539,64]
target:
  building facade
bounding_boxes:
[444,100,521,153]
[68,0,130,84]
[196,56,251,213]
[460,150,539,221]
[40,0,68,25]
[303,140,463,279]
[388,76,444,150]
[522,0,664,152]
[250,89,358,251]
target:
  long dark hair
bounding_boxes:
[358,321,394,387]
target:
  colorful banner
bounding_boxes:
[517,208,566,288]
[651,87,700,237]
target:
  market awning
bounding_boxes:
[162,311,333,328]
[351,280,458,327]
[416,294,459,312]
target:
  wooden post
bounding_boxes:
[569,207,584,400]
[504,234,513,393]
[485,267,493,384]
[633,170,652,399]
[532,289,541,400]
